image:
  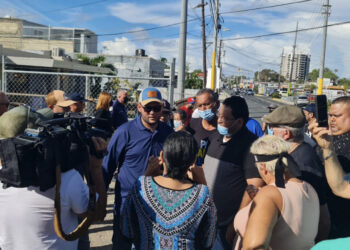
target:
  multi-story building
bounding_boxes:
[0,17,97,54]
[281,51,311,82]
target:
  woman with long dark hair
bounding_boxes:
[121,131,216,249]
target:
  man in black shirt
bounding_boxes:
[203,96,260,249]
[324,96,350,238]
[187,88,220,166]
[264,105,330,241]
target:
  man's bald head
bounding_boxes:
[0,92,9,116]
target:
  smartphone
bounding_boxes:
[315,95,328,128]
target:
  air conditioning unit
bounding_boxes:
[52,47,65,57]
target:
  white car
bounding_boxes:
[294,95,309,106]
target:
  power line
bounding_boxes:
[95,0,314,37]
[219,0,312,15]
[225,45,280,66]
[18,0,112,17]
[222,21,350,41]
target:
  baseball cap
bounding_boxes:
[68,93,88,102]
[187,97,195,104]
[303,103,316,113]
[138,87,162,106]
[162,99,171,112]
[51,90,76,107]
[263,105,306,128]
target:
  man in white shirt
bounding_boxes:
[0,107,107,250]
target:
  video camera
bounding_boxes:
[0,113,109,191]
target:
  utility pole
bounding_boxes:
[279,48,284,89]
[257,64,261,83]
[200,0,207,88]
[210,0,219,90]
[177,0,188,100]
[218,39,223,87]
[317,0,331,95]
[288,22,298,96]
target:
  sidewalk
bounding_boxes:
[90,182,115,250]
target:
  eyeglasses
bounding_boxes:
[142,105,162,113]
[0,103,9,108]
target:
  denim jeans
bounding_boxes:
[212,226,232,250]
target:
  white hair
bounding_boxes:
[250,135,293,173]
[117,89,127,97]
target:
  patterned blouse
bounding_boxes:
[121,176,217,250]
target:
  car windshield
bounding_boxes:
[298,96,307,99]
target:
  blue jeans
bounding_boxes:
[212,226,232,250]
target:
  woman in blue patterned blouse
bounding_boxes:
[121,131,217,249]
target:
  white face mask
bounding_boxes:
[173,120,183,130]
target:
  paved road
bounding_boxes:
[89,95,287,249]
[244,95,285,124]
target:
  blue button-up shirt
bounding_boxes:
[102,116,173,211]
[111,100,128,129]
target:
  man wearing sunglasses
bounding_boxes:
[102,87,173,250]
[0,91,9,117]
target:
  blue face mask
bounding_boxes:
[198,108,215,121]
[173,120,183,130]
[217,124,232,137]
[267,125,274,135]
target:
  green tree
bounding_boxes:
[76,54,117,98]
[254,69,284,82]
[185,69,203,89]
[308,68,339,82]
[160,57,170,69]
[338,78,350,90]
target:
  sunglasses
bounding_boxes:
[142,105,162,113]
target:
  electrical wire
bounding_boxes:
[222,21,350,41]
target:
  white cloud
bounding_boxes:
[101,37,137,55]
[108,2,181,25]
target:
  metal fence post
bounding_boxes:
[85,75,89,99]
[168,58,176,106]
[1,55,4,92]
[1,55,5,92]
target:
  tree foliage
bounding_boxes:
[254,69,284,82]
[76,54,117,98]
[338,78,350,90]
[308,68,339,82]
[160,57,170,69]
[185,69,203,89]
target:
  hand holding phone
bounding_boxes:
[315,95,328,128]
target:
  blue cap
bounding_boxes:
[303,103,316,113]
[138,87,162,106]
[68,93,88,102]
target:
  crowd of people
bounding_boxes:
[0,87,349,250]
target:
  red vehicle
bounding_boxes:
[308,94,316,103]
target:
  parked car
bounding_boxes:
[247,89,254,96]
[294,95,309,106]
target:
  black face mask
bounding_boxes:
[123,97,129,104]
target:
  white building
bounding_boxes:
[281,51,311,82]
[83,49,166,88]
[0,17,97,54]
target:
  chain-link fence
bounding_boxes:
[3,70,172,118]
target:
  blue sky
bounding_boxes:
[1,0,350,78]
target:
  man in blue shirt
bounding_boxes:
[102,87,173,250]
[111,89,128,129]
[246,118,264,137]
